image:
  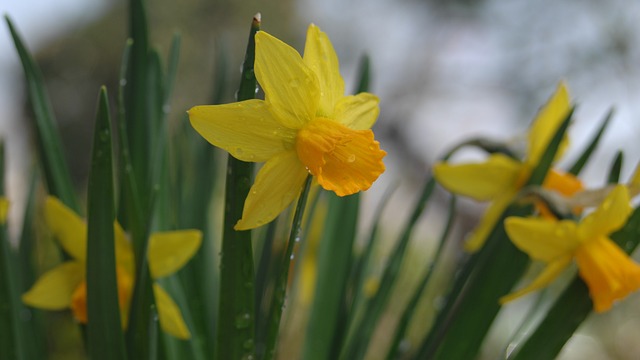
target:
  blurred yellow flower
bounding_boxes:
[0,197,8,224]
[433,82,572,251]
[189,24,386,230]
[22,197,202,339]
[502,185,640,312]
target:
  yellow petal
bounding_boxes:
[22,261,84,310]
[575,237,640,312]
[628,161,640,188]
[334,93,380,130]
[578,185,632,240]
[296,118,386,196]
[0,197,9,224]
[303,24,345,117]
[255,31,319,129]
[235,151,309,230]
[45,196,87,261]
[188,100,297,162]
[504,217,580,262]
[114,222,135,276]
[543,169,584,196]
[153,284,191,339]
[433,154,522,201]
[499,256,572,304]
[148,230,202,279]
[70,267,133,328]
[526,81,571,165]
[464,192,514,252]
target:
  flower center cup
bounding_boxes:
[295,118,386,196]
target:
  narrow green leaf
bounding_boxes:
[164,33,181,107]
[263,176,313,359]
[175,120,219,356]
[117,38,158,360]
[0,142,31,360]
[125,0,151,207]
[607,151,623,184]
[86,87,126,360]
[17,169,46,360]
[568,108,613,175]
[419,109,574,360]
[216,14,260,360]
[347,183,397,324]
[354,55,370,94]
[343,177,436,360]
[255,221,277,349]
[302,191,360,360]
[5,16,79,212]
[510,204,640,360]
[386,196,457,360]
[173,37,228,353]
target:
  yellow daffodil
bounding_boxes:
[0,197,8,224]
[22,196,202,339]
[189,24,386,230]
[433,82,573,251]
[502,185,640,312]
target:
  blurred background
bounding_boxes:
[2,0,640,359]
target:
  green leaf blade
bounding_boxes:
[86,87,126,360]
[5,16,79,212]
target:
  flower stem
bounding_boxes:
[264,175,313,359]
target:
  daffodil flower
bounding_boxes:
[22,197,202,339]
[189,24,386,230]
[0,197,8,224]
[433,82,574,251]
[502,185,640,312]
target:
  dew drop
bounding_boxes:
[235,313,251,329]
[347,154,356,163]
[99,129,109,141]
[243,339,254,350]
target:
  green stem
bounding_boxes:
[264,175,313,359]
[216,14,260,360]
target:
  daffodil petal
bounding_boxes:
[575,237,640,312]
[464,192,514,252]
[114,222,135,276]
[334,93,380,130]
[153,284,191,339]
[499,256,572,304]
[235,151,308,230]
[255,31,319,129]
[0,198,9,224]
[543,169,584,196]
[148,230,202,279]
[434,154,522,201]
[22,261,84,310]
[578,185,632,240]
[527,81,571,165]
[504,217,580,262]
[303,24,344,117]
[296,118,386,196]
[189,100,297,162]
[45,196,87,261]
[629,161,640,188]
